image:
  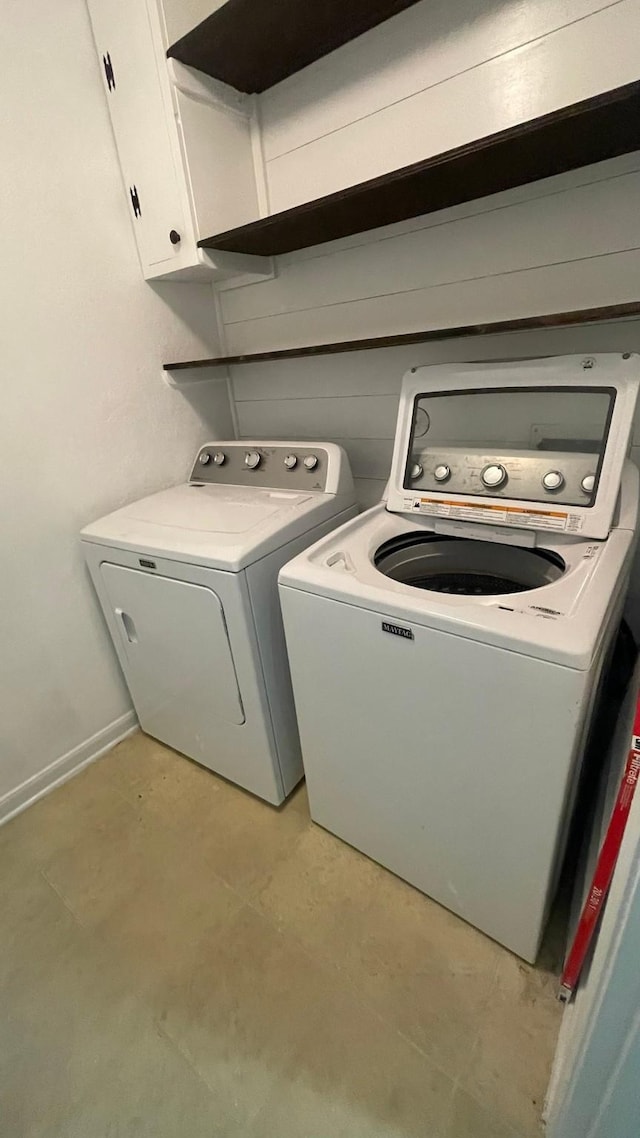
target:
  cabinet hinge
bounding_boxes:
[129,186,142,218]
[102,52,115,91]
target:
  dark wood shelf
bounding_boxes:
[167,0,422,94]
[163,302,640,371]
[197,82,640,258]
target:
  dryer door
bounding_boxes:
[99,564,245,756]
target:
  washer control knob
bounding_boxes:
[198,452,211,465]
[542,470,564,491]
[212,451,226,466]
[433,463,451,483]
[284,454,298,470]
[581,473,596,494]
[245,451,261,470]
[303,454,318,471]
[481,463,507,489]
[410,463,424,480]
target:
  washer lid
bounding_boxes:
[386,355,640,540]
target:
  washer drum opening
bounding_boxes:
[374,534,566,596]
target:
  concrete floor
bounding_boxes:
[1,731,564,1137]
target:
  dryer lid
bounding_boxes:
[386,355,640,540]
[124,484,309,534]
[81,483,330,571]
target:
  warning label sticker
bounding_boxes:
[411,496,583,533]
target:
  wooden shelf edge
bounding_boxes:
[163,302,640,371]
[166,0,423,94]
[197,82,640,258]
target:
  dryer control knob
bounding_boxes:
[542,470,564,491]
[581,473,596,494]
[410,463,424,480]
[481,463,507,489]
[212,452,226,466]
[245,451,261,470]
[433,463,451,483]
[304,454,318,470]
[284,454,298,470]
[199,452,211,465]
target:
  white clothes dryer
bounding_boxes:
[82,441,356,804]
[279,356,639,960]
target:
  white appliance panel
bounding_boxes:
[278,378,636,956]
[81,438,356,805]
[245,503,359,797]
[86,548,286,802]
[279,476,638,670]
[281,587,594,962]
[81,442,356,572]
[100,562,244,738]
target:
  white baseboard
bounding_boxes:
[0,710,138,827]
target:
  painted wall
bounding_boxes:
[162,0,226,44]
[231,315,640,509]
[258,0,639,212]
[216,0,640,370]
[225,155,640,623]
[213,2,640,599]
[221,0,640,516]
[223,3,640,607]
[0,0,232,818]
[220,151,640,360]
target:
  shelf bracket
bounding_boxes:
[199,249,275,287]
[163,363,230,388]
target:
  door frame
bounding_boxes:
[545,734,640,1136]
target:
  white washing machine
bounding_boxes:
[82,441,356,804]
[279,356,640,960]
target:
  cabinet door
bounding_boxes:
[100,564,245,757]
[86,0,189,272]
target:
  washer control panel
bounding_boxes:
[408,447,599,506]
[190,443,330,490]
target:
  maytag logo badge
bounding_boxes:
[382,621,414,640]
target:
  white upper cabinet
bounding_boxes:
[86,0,269,282]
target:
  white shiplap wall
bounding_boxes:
[219,152,640,356]
[258,0,639,213]
[213,0,640,609]
[232,317,640,634]
[162,0,227,45]
[216,0,640,361]
[232,318,640,508]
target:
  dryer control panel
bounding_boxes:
[189,442,331,492]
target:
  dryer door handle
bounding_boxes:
[115,608,138,644]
